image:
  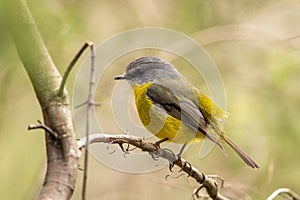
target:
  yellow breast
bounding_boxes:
[133,83,202,143]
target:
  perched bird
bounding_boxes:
[115,56,259,169]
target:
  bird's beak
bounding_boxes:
[114,74,127,80]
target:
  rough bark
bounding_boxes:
[3,0,79,199]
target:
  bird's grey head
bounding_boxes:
[115,56,181,85]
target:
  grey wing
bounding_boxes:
[146,83,223,148]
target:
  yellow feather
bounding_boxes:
[133,83,203,143]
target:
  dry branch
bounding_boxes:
[81,43,96,200]
[267,188,300,200]
[78,134,230,200]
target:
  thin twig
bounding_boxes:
[82,43,96,200]
[78,134,229,200]
[57,41,93,97]
[75,100,101,109]
[28,120,60,139]
[267,188,300,200]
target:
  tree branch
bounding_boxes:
[57,41,93,97]
[82,43,96,200]
[267,188,300,200]
[78,134,230,200]
[3,0,79,199]
[28,120,60,139]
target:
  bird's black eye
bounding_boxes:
[133,68,144,76]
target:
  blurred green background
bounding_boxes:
[1,0,300,199]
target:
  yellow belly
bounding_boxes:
[133,83,203,143]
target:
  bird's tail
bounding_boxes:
[220,134,259,169]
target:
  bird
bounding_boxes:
[115,56,259,169]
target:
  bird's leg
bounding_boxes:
[154,137,169,149]
[150,138,169,160]
[169,143,187,172]
[177,143,187,158]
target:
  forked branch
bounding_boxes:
[57,41,94,97]
[78,134,230,200]
[4,0,79,199]
[267,188,300,200]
